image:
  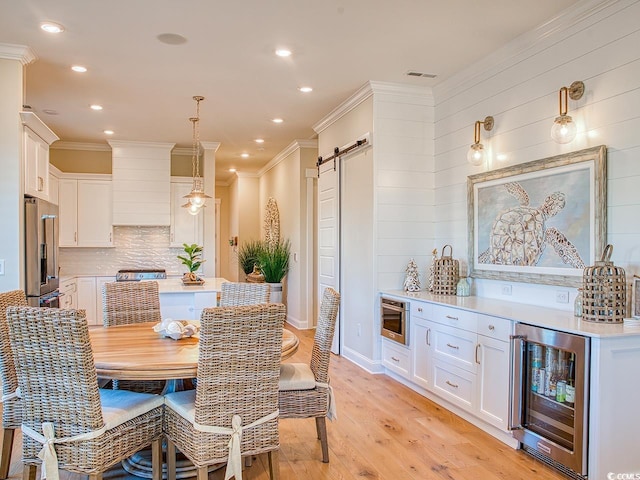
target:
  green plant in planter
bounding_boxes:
[177,243,205,273]
[237,239,266,275]
[257,239,291,283]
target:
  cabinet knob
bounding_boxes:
[417,307,423,312]
[391,356,400,363]
[38,176,44,191]
[445,380,459,389]
[445,315,459,321]
[446,343,460,350]
[489,325,495,331]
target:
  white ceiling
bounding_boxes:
[1,0,579,182]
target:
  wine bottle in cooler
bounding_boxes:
[565,352,576,407]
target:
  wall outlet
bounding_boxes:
[501,284,512,296]
[556,290,569,303]
[357,323,362,337]
[0,259,4,276]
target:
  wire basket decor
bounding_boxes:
[433,245,460,296]
[582,244,627,323]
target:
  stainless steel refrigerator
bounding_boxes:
[24,196,60,307]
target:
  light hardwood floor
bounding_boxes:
[2,325,567,480]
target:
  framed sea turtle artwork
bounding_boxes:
[467,145,607,287]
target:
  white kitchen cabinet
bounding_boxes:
[76,277,98,325]
[381,339,411,380]
[59,277,77,309]
[49,172,59,206]
[159,291,218,321]
[59,178,113,247]
[476,334,510,430]
[95,276,116,326]
[170,181,203,247]
[20,113,59,201]
[411,319,433,390]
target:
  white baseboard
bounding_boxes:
[341,346,385,374]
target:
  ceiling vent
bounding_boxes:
[405,71,437,78]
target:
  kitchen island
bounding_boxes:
[156,277,229,320]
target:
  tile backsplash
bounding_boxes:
[59,226,186,276]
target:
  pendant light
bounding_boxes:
[467,116,494,166]
[182,95,211,214]
[550,81,584,144]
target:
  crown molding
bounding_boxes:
[172,147,191,156]
[236,171,259,178]
[312,82,373,134]
[19,112,59,144]
[107,140,175,150]
[200,141,221,152]
[433,0,621,102]
[312,81,433,134]
[258,139,318,177]
[0,43,37,65]
[51,141,111,152]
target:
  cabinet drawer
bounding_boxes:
[432,323,477,373]
[477,314,512,341]
[410,301,432,320]
[432,304,477,332]
[382,340,411,379]
[60,279,77,294]
[432,359,475,409]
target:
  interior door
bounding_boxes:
[317,159,340,354]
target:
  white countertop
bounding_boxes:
[155,277,229,294]
[381,290,640,338]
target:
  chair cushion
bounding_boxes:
[164,389,196,422]
[278,363,316,391]
[99,389,164,429]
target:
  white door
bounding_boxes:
[317,159,340,354]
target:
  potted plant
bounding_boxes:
[236,239,266,280]
[177,243,205,283]
[257,238,291,303]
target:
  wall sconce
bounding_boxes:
[550,81,584,144]
[467,116,494,166]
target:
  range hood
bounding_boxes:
[108,140,175,226]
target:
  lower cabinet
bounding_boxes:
[382,296,513,433]
[159,291,218,321]
[75,276,116,326]
[59,278,77,309]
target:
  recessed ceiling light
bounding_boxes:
[42,109,58,115]
[299,86,313,93]
[71,65,87,73]
[40,22,65,33]
[229,168,237,173]
[496,153,507,161]
[104,130,114,135]
[255,138,264,144]
[241,153,249,158]
[272,118,284,124]
[156,33,188,45]
[275,49,292,57]
[90,104,103,111]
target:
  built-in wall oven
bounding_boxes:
[380,296,408,345]
[510,323,590,479]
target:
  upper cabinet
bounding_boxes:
[170,180,204,247]
[20,112,59,201]
[59,178,113,247]
[109,140,174,226]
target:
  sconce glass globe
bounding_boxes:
[467,143,485,166]
[551,114,577,144]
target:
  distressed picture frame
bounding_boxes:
[467,145,607,287]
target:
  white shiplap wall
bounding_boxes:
[432,0,640,309]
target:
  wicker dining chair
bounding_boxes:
[0,290,28,479]
[278,287,340,463]
[164,303,285,480]
[102,281,165,393]
[219,282,270,306]
[6,306,164,480]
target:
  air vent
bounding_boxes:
[406,71,438,78]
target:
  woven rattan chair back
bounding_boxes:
[0,290,27,479]
[164,304,284,480]
[6,306,163,480]
[102,281,164,393]
[7,307,106,460]
[102,281,162,327]
[219,282,270,307]
[310,287,341,383]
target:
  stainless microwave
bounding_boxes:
[380,296,408,345]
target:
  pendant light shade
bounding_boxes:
[182,96,210,214]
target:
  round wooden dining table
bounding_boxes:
[89,321,300,381]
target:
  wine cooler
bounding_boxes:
[510,323,590,479]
